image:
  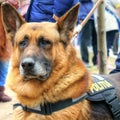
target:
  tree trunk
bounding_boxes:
[97,1,107,74]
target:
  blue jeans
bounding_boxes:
[0,61,9,86]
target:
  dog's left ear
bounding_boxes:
[1,2,25,44]
[57,3,80,44]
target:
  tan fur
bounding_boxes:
[2,3,120,120]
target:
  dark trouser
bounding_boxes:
[106,30,119,56]
[110,52,120,74]
[79,20,97,65]
[113,31,119,55]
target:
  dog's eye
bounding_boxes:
[39,37,52,48]
[19,39,28,48]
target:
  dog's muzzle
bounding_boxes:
[19,57,51,81]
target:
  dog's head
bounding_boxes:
[2,3,80,81]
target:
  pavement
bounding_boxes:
[0,87,17,120]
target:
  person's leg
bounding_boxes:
[113,30,119,55]
[80,20,91,65]
[110,52,120,74]
[91,20,98,65]
[106,30,117,56]
[0,60,11,102]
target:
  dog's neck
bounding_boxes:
[14,92,89,115]
[15,66,92,107]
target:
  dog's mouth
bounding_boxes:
[19,58,52,81]
[24,73,50,81]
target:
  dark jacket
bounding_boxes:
[78,0,94,22]
[25,0,79,22]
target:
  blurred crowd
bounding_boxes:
[77,0,120,68]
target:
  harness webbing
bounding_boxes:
[13,75,120,120]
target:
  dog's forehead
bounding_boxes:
[26,22,56,30]
[15,22,59,42]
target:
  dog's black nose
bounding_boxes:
[21,58,35,70]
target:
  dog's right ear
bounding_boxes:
[57,3,80,45]
[1,3,25,44]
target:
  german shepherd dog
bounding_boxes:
[2,3,120,120]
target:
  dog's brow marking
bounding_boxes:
[32,26,38,31]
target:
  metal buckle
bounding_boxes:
[40,103,52,115]
[13,103,53,115]
[22,105,28,111]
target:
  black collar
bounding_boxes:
[13,93,88,115]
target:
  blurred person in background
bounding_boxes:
[105,0,120,56]
[116,4,120,18]
[92,0,120,69]
[6,0,19,9]
[0,61,11,102]
[92,0,120,57]
[115,4,120,40]
[110,4,120,74]
[78,0,98,67]
[25,0,79,22]
[110,52,120,74]
[19,0,30,17]
[6,0,30,17]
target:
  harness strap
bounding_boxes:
[102,90,120,120]
[13,75,120,119]
[13,93,88,115]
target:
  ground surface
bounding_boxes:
[0,88,16,120]
[0,48,117,120]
